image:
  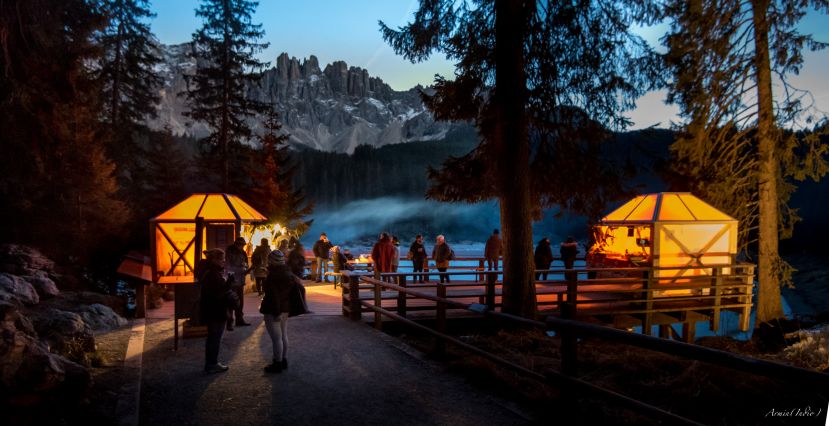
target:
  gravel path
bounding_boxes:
[139,314,530,425]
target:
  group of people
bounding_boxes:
[197,236,306,375]
[195,230,579,374]
[534,236,579,281]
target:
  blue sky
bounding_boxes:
[151,1,828,129]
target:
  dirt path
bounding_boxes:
[137,282,530,425]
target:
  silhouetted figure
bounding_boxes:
[534,238,553,281]
[225,237,251,329]
[409,234,428,283]
[432,235,454,283]
[312,233,332,282]
[260,250,297,374]
[391,236,400,273]
[371,232,395,282]
[251,238,270,296]
[484,229,502,271]
[561,236,579,282]
[200,249,231,373]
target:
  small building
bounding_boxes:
[588,192,738,295]
[149,193,267,283]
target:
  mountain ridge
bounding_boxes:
[148,43,458,154]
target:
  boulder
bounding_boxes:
[27,308,95,354]
[22,271,59,299]
[0,273,40,306]
[0,244,55,275]
[77,304,127,331]
[0,303,90,400]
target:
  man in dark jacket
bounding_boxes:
[560,236,579,282]
[371,233,395,282]
[409,234,428,283]
[534,238,554,281]
[199,249,232,373]
[312,233,332,283]
[225,237,251,329]
[484,229,502,271]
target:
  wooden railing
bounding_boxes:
[339,267,828,425]
[340,262,755,342]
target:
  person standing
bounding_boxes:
[312,233,332,283]
[409,234,428,283]
[484,229,502,271]
[199,249,232,373]
[260,250,297,373]
[432,235,453,283]
[560,236,579,282]
[251,238,271,296]
[371,232,395,282]
[391,236,401,273]
[288,241,307,279]
[225,237,251,329]
[534,237,554,281]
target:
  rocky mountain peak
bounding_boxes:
[149,44,456,154]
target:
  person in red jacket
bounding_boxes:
[371,232,395,282]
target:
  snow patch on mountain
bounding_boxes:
[148,44,460,154]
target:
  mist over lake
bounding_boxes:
[301,196,588,254]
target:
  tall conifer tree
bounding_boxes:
[662,0,829,324]
[245,111,314,235]
[382,0,659,316]
[96,0,162,132]
[185,0,270,191]
[0,0,129,257]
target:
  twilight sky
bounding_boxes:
[151,1,829,130]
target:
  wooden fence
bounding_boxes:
[340,260,755,343]
[338,264,829,425]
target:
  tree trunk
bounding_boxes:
[751,0,785,324]
[494,0,536,318]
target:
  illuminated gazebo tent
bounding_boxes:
[149,194,267,282]
[589,192,738,295]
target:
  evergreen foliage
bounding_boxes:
[184,0,271,191]
[661,0,829,322]
[96,0,162,132]
[244,111,314,235]
[381,0,660,316]
[0,0,130,258]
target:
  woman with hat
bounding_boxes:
[260,250,298,373]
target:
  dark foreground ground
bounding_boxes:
[138,314,530,426]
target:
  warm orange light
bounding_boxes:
[590,192,738,296]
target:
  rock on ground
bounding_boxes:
[0,302,90,400]
[21,271,59,299]
[78,304,127,331]
[27,308,96,354]
[0,244,55,276]
[0,273,39,306]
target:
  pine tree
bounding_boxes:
[96,0,162,132]
[185,0,271,191]
[662,0,829,324]
[381,0,660,316]
[245,111,314,235]
[0,0,130,258]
